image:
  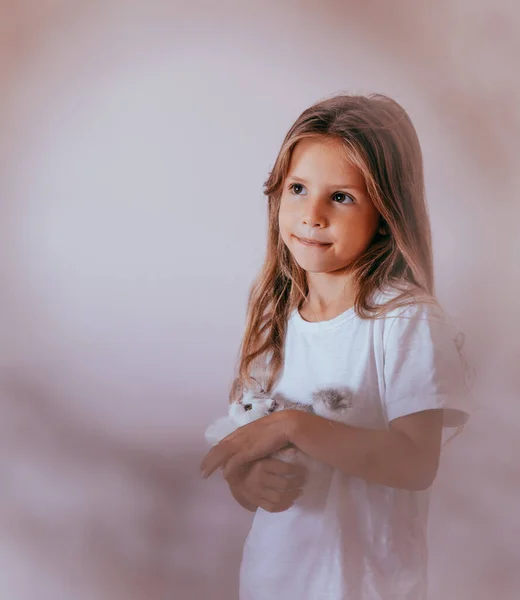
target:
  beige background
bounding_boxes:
[0,1,519,598]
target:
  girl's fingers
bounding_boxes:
[200,451,219,478]
[201,427,259,478]
[263,458,308,480]
[221,453,309,483]
[260,487,302,512]
[200,443,235,478]
[201,424,297,480]
[260,488,281,505]
[262,472,305,491]
[222,454,249,481]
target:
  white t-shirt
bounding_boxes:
[239,292,471,600]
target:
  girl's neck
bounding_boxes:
[300,272,357,323]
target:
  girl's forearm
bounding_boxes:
[284,411,438,491]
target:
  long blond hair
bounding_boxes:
[230,93,435,402]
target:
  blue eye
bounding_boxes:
[289,183,307,195]
[332,192,354,204]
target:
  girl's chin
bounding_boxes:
[291,258,338,274]
[289,252,354,274]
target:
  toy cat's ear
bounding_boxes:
[270,392,291,411]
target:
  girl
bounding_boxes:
[200,94,471,600]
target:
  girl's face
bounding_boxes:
[278,137,381,275]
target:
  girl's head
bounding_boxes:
[277,135,382,278]
[231,94,434,400]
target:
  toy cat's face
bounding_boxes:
[228,390,275,426]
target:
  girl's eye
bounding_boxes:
[332,192,354,204]
[288,184,354,204]
[289,183,307,195]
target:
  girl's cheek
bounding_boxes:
[278,212,290,239]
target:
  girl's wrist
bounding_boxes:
[278,408,306,444]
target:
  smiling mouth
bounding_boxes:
[294,235,332,248]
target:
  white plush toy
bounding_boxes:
[204,387,353,447]
[205,389,279,446]
[204,387,355,510]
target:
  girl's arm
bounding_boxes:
[200,408,443,492]
[285,409,443,491]
[201,305,468,490]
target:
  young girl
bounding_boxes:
[200,94,471,600]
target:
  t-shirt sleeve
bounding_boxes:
[382,302,472,427]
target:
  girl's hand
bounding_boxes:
[200,411,297,480]
[227,458,307,513]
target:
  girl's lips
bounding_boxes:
[294,235,332,247]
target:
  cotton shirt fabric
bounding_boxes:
[239,291,471,600]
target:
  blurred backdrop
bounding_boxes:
[0,1,519,598]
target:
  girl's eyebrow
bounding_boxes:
[287,175,362,192]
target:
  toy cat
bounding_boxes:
[204,387,353,448]
[204,387,354,511]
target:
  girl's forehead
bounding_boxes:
[287,137,365,190]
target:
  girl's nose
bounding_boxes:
[302,197,327,228]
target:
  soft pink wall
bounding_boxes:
[0,1,518,598]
